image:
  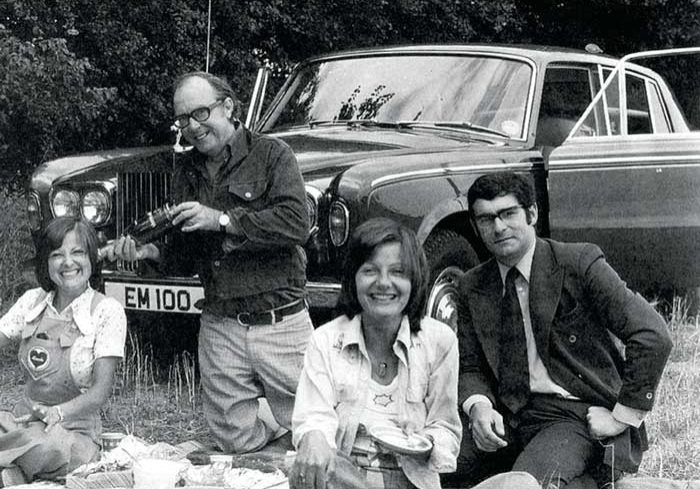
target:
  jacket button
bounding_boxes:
[245,192,252,199]
[569,334,577,343]
[646,392,653,400]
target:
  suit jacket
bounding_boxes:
[457,238,672,471]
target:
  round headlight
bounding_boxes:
[81,190,111,225]
[52,190,80,217]
[329,201,349,246]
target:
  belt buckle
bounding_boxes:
[237,310,275,326]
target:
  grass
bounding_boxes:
[635,297,700,479]
[0,186,698,479]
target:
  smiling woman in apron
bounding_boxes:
[0,216,126,486]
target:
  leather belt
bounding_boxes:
[236,300,305,326]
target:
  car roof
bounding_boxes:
[302,43,620,65]
[298,43,667,81]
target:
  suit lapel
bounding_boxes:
[469,260,503,376]
[529,239,564,367]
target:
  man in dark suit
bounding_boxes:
[452,172,672,489]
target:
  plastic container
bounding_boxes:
[133,458,184,489]
[101,432,126,452]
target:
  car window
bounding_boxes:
[261,55,534,139]
[647,82,672,133]
[535,66,596,146]
[597,69,665,135]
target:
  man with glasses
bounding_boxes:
[110,72,313,454]
[448,172,671,488]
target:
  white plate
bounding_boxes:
[369,425,432,456]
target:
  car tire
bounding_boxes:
[423,229,479,331]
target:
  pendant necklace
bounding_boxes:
[377,361,388,378]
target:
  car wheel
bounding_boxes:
[423,229,479,331]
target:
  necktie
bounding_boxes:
[497,267,530,414]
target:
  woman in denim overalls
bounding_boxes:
[0,217,126,485]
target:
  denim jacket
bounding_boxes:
[292,314,461,489]
[160,124,309,313]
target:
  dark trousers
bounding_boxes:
[442,395,622,489]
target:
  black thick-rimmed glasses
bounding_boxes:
[473,205,525,228]
[173,99,224,129]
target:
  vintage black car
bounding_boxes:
[25,45,700,327]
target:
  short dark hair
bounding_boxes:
[467,172,537,221]
[336,217,429,332]
[35,217,102,292]
[173,71,242,120]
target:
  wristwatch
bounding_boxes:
[218,212,231,233]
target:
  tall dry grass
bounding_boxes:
[637,297,700,479]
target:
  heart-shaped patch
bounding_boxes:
[28,347,49,370]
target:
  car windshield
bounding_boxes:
[261,54,534,139]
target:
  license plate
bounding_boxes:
[104,282,205,314]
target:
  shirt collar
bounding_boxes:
[340,314,413,358]
[190,121,249,178]
[25,286,96,335]
[497,239,536,286]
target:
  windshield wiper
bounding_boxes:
[397,120,511,138]
[308,119,406,129]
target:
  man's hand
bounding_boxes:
[587,406,627,439]
[468,402,508,452]
[172,202,221,232]
[290,431,335,489]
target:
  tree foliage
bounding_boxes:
[1,0,699,182]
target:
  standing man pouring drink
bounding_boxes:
[109,71,313,454]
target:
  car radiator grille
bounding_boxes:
[116,171,173,272]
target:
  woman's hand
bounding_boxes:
[290,431,335,489]
[14,403,63,432]
[105,236,160,263]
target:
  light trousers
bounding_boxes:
[198,308,313,453]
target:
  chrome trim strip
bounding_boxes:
[370,162,537,187]
[550,154,700,167]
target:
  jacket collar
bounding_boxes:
[185,122,250,181]
[469,238,563,372]
[339,314,414,365]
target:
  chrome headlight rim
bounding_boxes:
[305,185,323,234]
[25,191,42,231]
[81,189,112,226]
[329,200,350,246]
[50,188,81,218]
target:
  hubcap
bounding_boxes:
[426,266,463,331]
